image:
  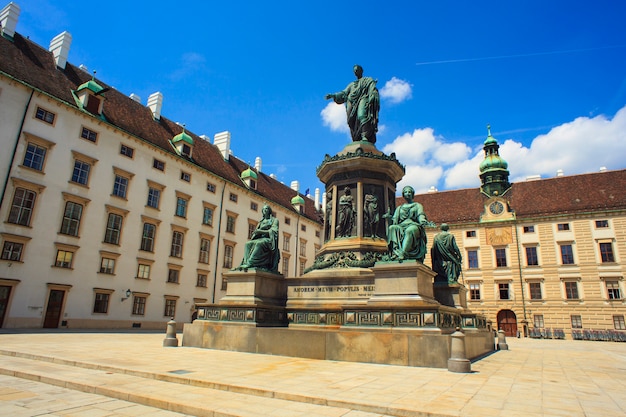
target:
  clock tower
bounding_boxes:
[479,124,511,198]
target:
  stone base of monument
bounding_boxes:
[433,282,468,310]
[183,264,494,368]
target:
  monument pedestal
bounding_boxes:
[434,282,468,310]
[195,269,287,327]
[368,261,438,307]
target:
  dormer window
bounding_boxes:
[74,75,107,116]
[240,167,258,190]
[171,128,194,159]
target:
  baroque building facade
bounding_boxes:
[0,3,322,329]
[416,128,626,338]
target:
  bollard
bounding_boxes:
[497,329,509,350]
[163,318,179,347]
[448,327,471,373]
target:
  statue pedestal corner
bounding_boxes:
[368,261,438,307]
[434,283,468,309]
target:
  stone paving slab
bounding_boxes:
[0,331,624,416]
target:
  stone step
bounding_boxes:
[0,352,401,417]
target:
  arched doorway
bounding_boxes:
[497,309,517,337]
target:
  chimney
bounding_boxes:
[525,174,541,181]
[147,92,163,120]
[49,31,72,69]
[199,135,211,141]
[290,180,299,193]
[314,188,320,211]
[556,169,564,177]
[599,166,607,172]
[427,186,438,193]
[214,131,231,160]
[0,2,20,40]
[269,173,277,180]
[129,93,141,103]
[254,156,262,172]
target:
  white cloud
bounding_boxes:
[321,102,349,134]
[385,105,626,194]
[380,77,412,104]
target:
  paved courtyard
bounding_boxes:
[0,330,624,416]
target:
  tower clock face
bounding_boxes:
[489,201,504,215]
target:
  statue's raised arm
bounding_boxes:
[326,65,380,144]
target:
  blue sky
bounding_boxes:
[12,0,626,197]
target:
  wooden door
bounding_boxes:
[43,289,65,328]
[497,309,518,337]
[0,286,11,328]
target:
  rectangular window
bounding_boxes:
[226,215,236,233]
[140,223,156,252]
[197,274,207,287]
[560,244,575,265]
[8,188,36,226]
[285,217,291,225]
[93,293,109,314]
[137,263,151,279]
[301,224,307,232]
[23,143,46,171]
[180,171,191,182]
[533,314,544,328]
[207,182,216,193]
[466,230,476,238]
[565,281,579,300]
[229,193,238,203]
[120,144,134,158]
[557,223,570,231]
[282,257,289,276]
[525,246,539,266]
[55,250,73,268]
[495,248,507,267]
[300,240,306,257]
[112,175,129,198]
[175,197,188,218]
[599,242,615,263]
[104,213,123,245]
[35,107,55,124]
[613,315,626,330]
[299,260,305,276]
[529,282,542,300]
[167,269,180,283]
[203,207,213,226]
[132,296,146,315]
[469,283,481,300]
[147,187,160,209]
[283,235,290,252]
[248,223,256,240]
[164,299,176,318]
[81,127,97,142]
[570,315,582,329]
[153,158,165,171]
[250,202,258,211]
[60,201,83,236]
[170,231,184,258]
[523,225,535,233]
[71,160,91,185]
[606,281,621,300]
[467,250,478,269]
[199,238,210,264]
[223,245,233,269]
[100,257,115,274]
[498,283,510,300]
[1,241,23,261]
[595,220,609,228]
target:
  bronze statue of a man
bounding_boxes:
[326,65,380,144]
[431,223,462,284]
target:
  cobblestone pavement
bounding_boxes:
[0,330,624,416]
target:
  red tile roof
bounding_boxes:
[0,33,320,223]
[407,169,626,225]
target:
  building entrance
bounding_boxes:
[497,309,518,337]
[43,289,65,328]
[0,285,11,327]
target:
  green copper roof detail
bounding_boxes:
[479,154,508,171]
[291,195,305,205]
[241,167,258,180]
[76,79,105,94]
[484,123,497,145]
[172,129,194,145]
